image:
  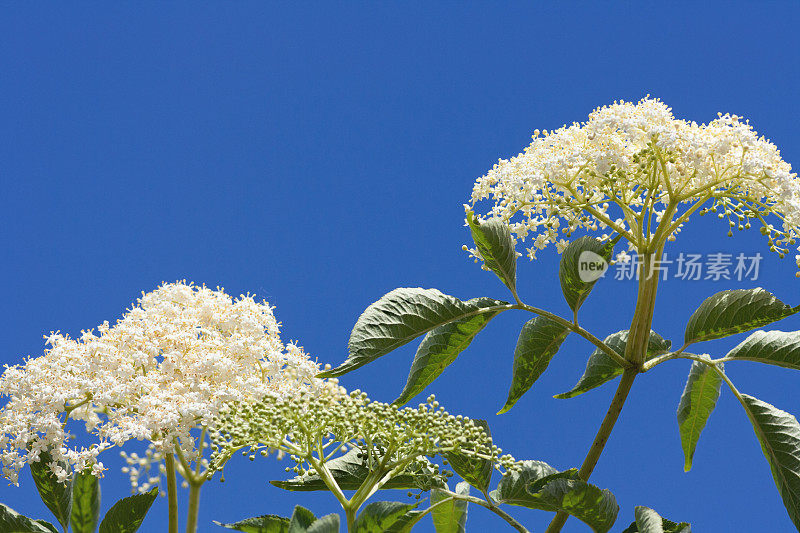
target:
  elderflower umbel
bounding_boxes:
[208,389,518,490]
[0,281,322,484]
[468,97,799,270]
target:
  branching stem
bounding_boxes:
[437,488,529,533]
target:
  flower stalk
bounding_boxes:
[165,453,179,533]
[185,480,203,533]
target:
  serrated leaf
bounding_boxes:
[354,501,421,533]
[443,420,493,491]
[684,288,797,345]
[621,506,691,533]
[725,330,800,370]
[71,469,101,533]
[539,479,619,533]
[677,361,723,472]
[491,462,617,532]
[320,288,508,377]
[489,460,573,505]
[498,317,570,414]
[738,394,800,530]
[394,298,504,405]
[555,330,670,399]
[288,506,316,533]
[271,449,443,492]
[98,487,157,533]
[29,450,73,532]
[559,236,616,312]
[431,482,469,533]
[214,514,291,532]
[467,212,517,294]
[0,504,59,533]
[306,515,339,533]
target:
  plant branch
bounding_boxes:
[641,343,692,371]
[517,303,629,368]
[412,495,456,521]
[436,488,529,533]
[308,456,350,510]
[545,369,638,533]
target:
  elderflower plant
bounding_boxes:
[0,281,322,485]
[208,388,518,514]
[467,97,799,267]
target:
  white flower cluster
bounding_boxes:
[469,97,799,267]
[0,281,322,484]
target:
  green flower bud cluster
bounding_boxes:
[206,389,518,484]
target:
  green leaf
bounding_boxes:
[0,504,59,533]
[621,506,691,533]
[354,501,422,533]
[498,317,570,414]
[306,515,339,533]
[684,288,797,345]
[214,514,291,532]
[430,482,469,533]
[539,479,619,533]
[288,506,316,533]
[491,462,617,532]
[738,394,800,530]
[394,298,504,405]
[271,449,443,492]
[555,330,670,399]
[443,420,493,491]
[559,236,616,312]
[677,361,723,472]
[319,288,508,378]
[466,211,518,294]
[98,487,158,533]
[725,330,800,370]
[29,450,73,532]
[71,469,101,533]
[489,460,574,506]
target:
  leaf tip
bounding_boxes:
[317,364,348,378]
[391,396,409,407]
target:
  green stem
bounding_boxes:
[577,369,638,478]
[517,303,629,368]
[185,481,202,533]
[411,495,456,521]
[194,428,207,477]
[309,458,349,509]
[625,251,662,365]
[436,489,529,533]
[544,369,637,533]
[165,453,179,533]
[345,505,357,532]
[546,246,665,532]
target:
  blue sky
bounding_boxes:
[2,3,800,532]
